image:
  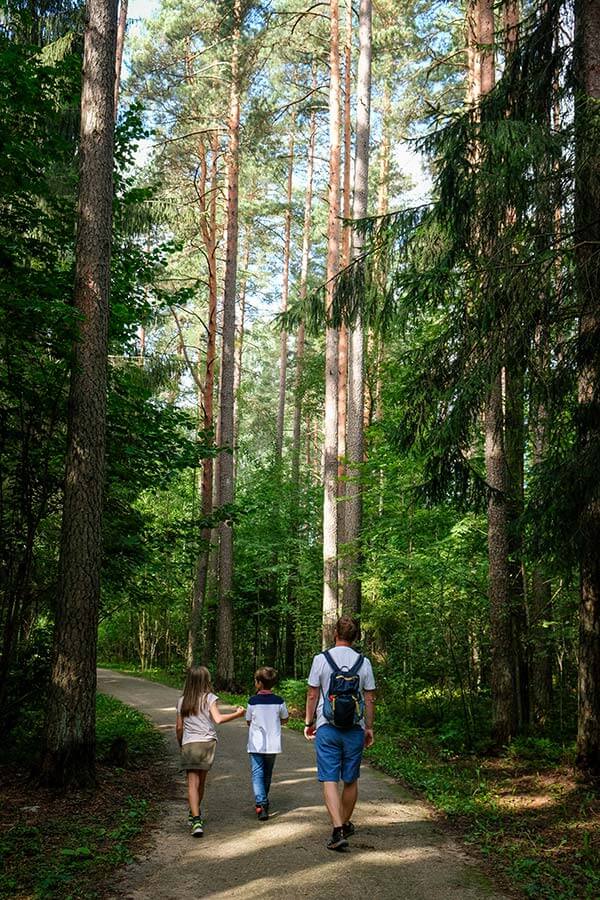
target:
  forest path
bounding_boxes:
[97,668,508,900]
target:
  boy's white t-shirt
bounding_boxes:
[307,646,376,730]
[176,692,219,744]
[246,691,289,754]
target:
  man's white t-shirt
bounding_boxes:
[176,692,218,744]
[308,646,376,730]
[245,691,289,754]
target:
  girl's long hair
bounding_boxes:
[181,666,213,718]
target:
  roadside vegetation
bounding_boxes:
[102,664,600,899]
[0,694,168,900]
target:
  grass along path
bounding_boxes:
[103,663,600,899]
[0,694,169,900]
[97,666,506,900]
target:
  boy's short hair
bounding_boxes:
[335,615,359,643]
[254,666,278,689]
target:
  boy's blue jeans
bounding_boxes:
[249,752,277,806]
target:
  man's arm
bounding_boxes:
[363,689,376,748]
[304,685,319,740]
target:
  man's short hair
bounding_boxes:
[254,666,278,689]
[335,616,359,643]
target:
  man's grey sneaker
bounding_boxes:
[326,827,349,851]
[191,816,204,838]
[342,821,355,838]
[256,805,269,821]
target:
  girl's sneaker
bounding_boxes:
[191,816,204,838]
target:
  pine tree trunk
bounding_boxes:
[504,366,529,729]
[475,0,521,745]
[291,75,317,487]
[337,0,353,581]
[233,235,250,474]
[276,118,295,458]
[343,0,372,616]
[188,132,220,666]
[323,0,342,646]
[41,0,117,789]
[574,0,600,776]
[114,0,127,112]
[215,2,241,689]
[486,375,517,745]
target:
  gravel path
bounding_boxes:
[97,668,508,900]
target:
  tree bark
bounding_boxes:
[337,0,353,580]
[574,0,600,776]
[474,0,521,745]
[188,131,220,666]
[276,116,295,458]
[343,0,372,616]
[486,375,518,745]
[41,0,117,789]
[322,0,342,646]
[114,0,127,113]
[233,234,250,472]
[291,72,317,488]
[215,0,241,688]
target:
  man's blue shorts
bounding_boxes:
[315,724,365,783]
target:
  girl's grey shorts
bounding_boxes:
[181,739,217,771]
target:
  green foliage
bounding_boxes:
[0,694,162,900]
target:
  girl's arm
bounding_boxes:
[176,713,184,747]
[209,701,245,724]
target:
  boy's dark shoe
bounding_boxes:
[326,827,349,851]
[256,804,269,821]
[342,821,355,838]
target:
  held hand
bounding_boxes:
[236,706,245,717]
[304,725,316,741]
[364,728,374,749]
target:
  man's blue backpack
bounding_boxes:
[322,650,365,729]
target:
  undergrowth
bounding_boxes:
[0,694,166,900]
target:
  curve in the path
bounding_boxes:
[97,668,508,900]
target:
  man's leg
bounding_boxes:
[322,781,344,828]
[341,779,358,823]
[339,727,365,828]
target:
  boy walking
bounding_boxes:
[246,667,289,821]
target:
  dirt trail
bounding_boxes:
[97,668,508,900]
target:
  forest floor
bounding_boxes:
[96,668,509,900]
[0,694,170,899]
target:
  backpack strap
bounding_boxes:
[349,653,364,675]
[322,649,339,673]
[323,649,364,675]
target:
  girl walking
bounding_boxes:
[176,665,245,837]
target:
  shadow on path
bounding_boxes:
[97,668,508,900]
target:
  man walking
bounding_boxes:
[304,616,376,850]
